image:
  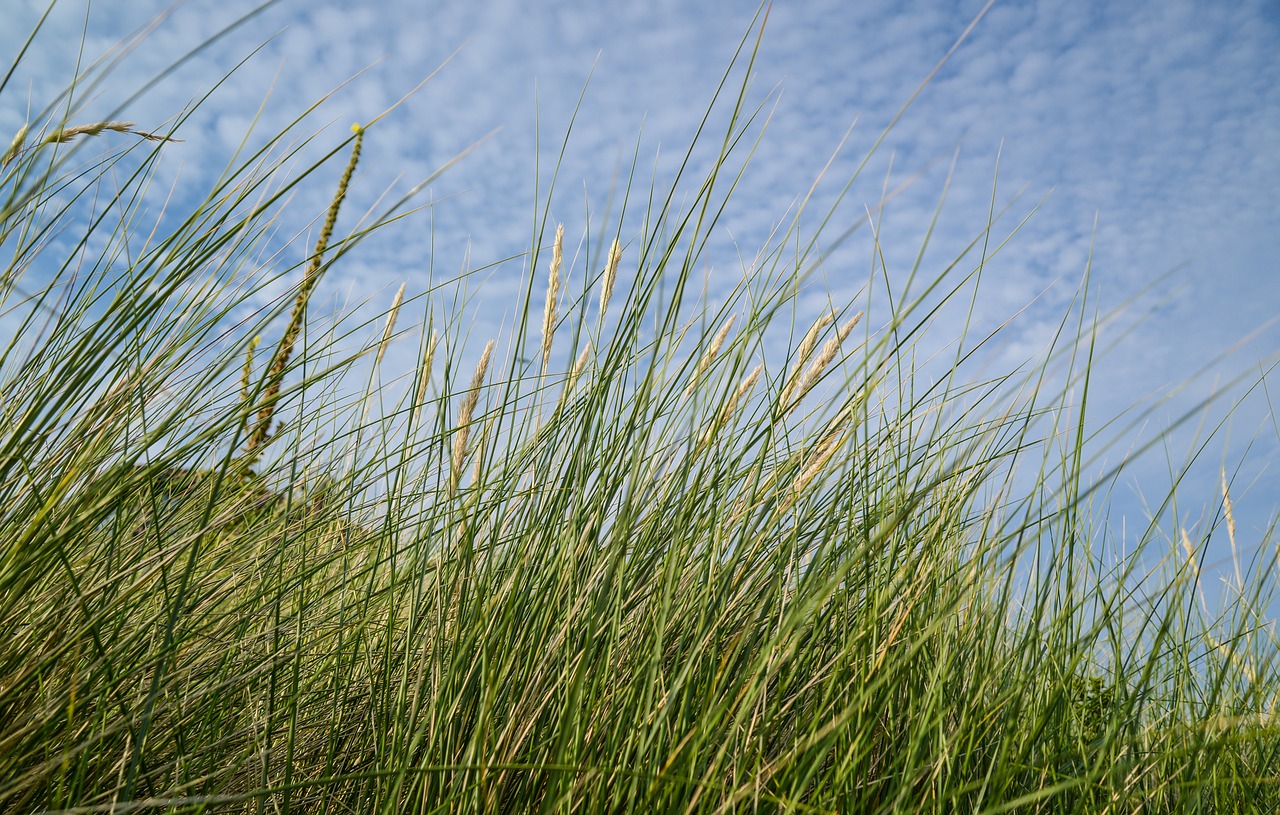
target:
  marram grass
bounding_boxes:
[2,8,1278,815]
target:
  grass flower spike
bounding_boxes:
[243,126,363,464]
[451,338,494,497]
[541,224,564,373]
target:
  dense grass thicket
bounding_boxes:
[3,7,1278,813]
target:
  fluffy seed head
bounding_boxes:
[375,283,406,368]
[796,313,834,368]
[791,422,847,496]
[685,314,736,398]
[599,238,621,323]
[698,363,763,451]
[451,339,495,496]
[783,311,863,414]
[780,313,834,408]
[571,342,592,380]
[723,364,763,424]
[541,224,564,372]
[2,124,28,168]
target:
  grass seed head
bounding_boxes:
[780,312,834,408]
[725,363,763,419]
[791,422,847,496]
[41,120,179,145]
[1223,469,1242,589]
[571,342,592,381]
[699,363,763,451]
[782,310,863,414]
[600,238,621,323]
[2,124,28,168]
[244,128,363,462]
[44,121,133,143]
[796,312,834,367]
[555,342,593,413]
[685,314,736,398]
[541,224,564,372]
[375,283,406,368]
[451,339,495,496]
[238,334,261,435]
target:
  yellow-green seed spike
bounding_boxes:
[244,131,363,465]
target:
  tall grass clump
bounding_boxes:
[2,6,1278,814]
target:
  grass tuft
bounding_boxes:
[1,8,1277,815]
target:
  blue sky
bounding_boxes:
[4,0,1279,595]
